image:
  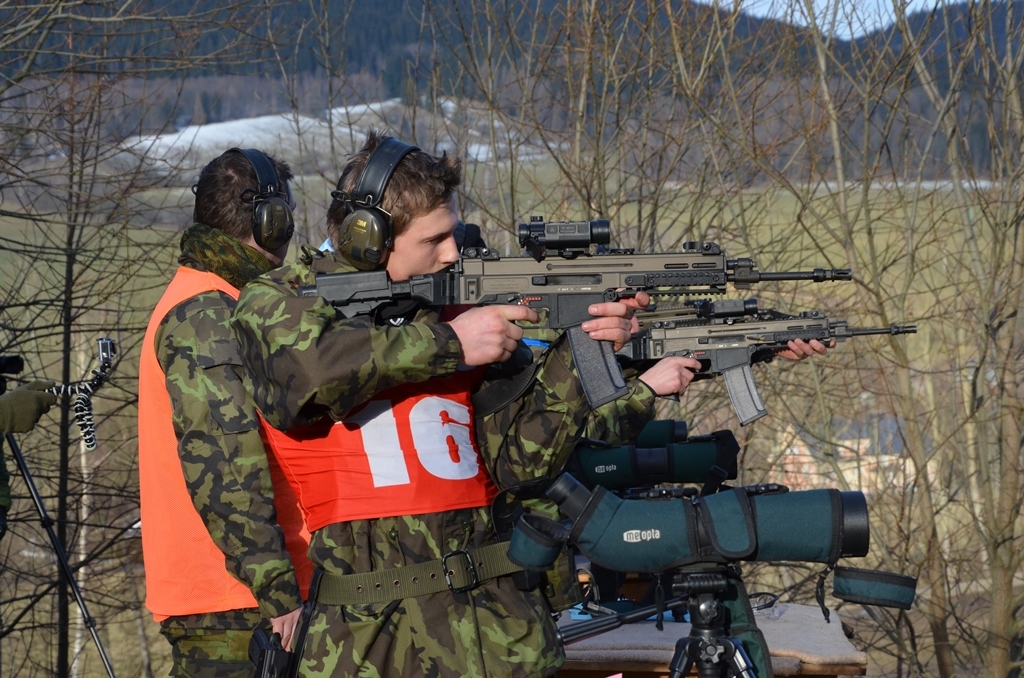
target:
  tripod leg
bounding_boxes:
[668,638,695,678]
[721,638,758,678]
[5,433,117,678]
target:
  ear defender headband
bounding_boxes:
[335,137,419,271]
[232,148,295,251]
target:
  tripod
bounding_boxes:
[4,433,116,678]
[557,567,764,677]
[667,568,757,678]
[0,338,118,678]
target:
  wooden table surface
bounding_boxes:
[557,603,867,678]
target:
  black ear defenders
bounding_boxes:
[335,137,419,271]
[232,147,295,251]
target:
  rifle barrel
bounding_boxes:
[739,268,852,283]
[847,324,917,336]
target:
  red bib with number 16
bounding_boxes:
[261,370,496,531]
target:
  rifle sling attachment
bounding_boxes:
[472,356,544,417]
[314,542,524,605]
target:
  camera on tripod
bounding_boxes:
[1,337,119,678]
[97,339,116,368]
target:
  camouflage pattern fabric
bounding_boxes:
[178,223,277,291]
[150,224,302,663]
[160,610,267,678]
[476,321,657,488]
[231,250,462,433]
[580,373,657,446]
[156,289,302,617]
[299,512,562,678]
[231,248,656,677]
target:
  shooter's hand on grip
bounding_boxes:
[0,380,57,434]
[270,606,303,652]
[448,306,540,366]
[579,291,649,351]
[638,357,703,397]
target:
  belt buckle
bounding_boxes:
[442,549,479,593]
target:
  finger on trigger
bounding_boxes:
[502,304,539,323]
[587,302,629,318]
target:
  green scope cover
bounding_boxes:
[565,484,868,573]
[833,566,917,610]
[573,440,730,490]
[633,419,688,447]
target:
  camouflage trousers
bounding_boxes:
[159,609,268,678]
[296,579,563,678]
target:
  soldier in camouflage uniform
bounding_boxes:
[138,149,310,678]
[230,132,705,678]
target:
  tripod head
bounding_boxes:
[555,565,762,678]
[667,567,757,678]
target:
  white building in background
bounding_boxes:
[774,418,912,495]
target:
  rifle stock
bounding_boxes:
[299,220,852,408]
[621,299,917,424]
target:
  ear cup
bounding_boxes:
[336,137,418,270]
[338,207,392,271]
[252,194,295,251]
[230,147,295,252]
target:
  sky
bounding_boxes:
[740,0,942,39]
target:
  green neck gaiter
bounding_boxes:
[179,223,274,289]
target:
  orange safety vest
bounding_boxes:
[138,266,312,621]
[261,371,496,532]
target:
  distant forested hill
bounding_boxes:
[5,0,1006,98]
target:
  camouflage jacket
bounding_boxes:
[231,248,656,677]
[153,224,302,620]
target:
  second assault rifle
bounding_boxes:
[618,298,917,425]
[299,217,852,407]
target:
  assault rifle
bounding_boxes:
[618,297,917,425]
[299,218,852,408]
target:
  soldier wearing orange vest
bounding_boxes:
[137,148,313,677]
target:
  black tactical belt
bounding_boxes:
[315,542,523,605]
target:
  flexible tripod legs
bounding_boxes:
[668,569,758,678]
[4,432,116,678]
